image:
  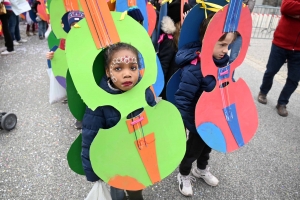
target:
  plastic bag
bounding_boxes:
[25,12,33,25]
[85,181,112,200]
[46,68,66,104]
[45,24,52,39]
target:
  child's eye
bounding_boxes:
[131,66,138,71]
[114,67,122,71]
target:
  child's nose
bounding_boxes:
[223,47,229,54]
[123,69,132,77]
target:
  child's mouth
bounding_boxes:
[122,81,133,87]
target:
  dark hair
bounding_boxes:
[199,12,237,42]
[104,42,140,69]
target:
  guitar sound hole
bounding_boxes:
[126,108,144,119]
[219,81,229,88]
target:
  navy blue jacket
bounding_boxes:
[174,42,229,134]
[81,75,156,182]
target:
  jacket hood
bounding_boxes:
[175,41,202,66]
[161,16,176,34]
[99,74,143,94]
[175,41,229,68]
[99,75,123,95]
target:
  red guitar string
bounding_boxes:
[131,118,141,149]
[94,0,113,46]
[90,0,108,47]
[131,115,147,149]
[138,120,147,147]
[84,0,112,47]
[70,0,75,11]
[83,0,102,46]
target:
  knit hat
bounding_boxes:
[167,0,191,24]
[127,6,144,23]
[68,11,85,26]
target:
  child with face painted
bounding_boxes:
[174,13,237,196]
[81,42,156,200]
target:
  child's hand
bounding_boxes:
[46,51,54,60]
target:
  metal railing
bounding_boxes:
[251,5,281,39]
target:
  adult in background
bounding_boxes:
[257,0,300,117]
[0,0,15,55]
[5,0,27,46]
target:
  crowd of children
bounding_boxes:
[45,0,244,199]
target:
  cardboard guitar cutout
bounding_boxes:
[64,2,186,190]
[195,2,258,153]
[47,0,185,187]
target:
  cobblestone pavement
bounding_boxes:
[1,23,300,200]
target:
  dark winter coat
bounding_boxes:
[174,41,229,134]
[157,34,181,99]
[157,16,181,99]
[81,75,156,182]
[31,0,40,13]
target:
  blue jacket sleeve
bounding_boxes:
[146,87,157,107]
[81,107,105,182]
[174,68,200,133]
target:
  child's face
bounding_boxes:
[106,49,139,91]
[213,33,235,60]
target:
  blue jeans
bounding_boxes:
[8,12,21,41]
[260,43,300,105]
[110,187,143,200]
[38,21,47,37]
[110,187,125,200]
[229,35,242,63]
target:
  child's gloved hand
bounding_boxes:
[46,51,54,60]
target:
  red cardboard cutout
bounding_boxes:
[195,5,258,153]
[37,1,49,22]
[147,2,156,36]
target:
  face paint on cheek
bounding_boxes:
[109,55,138,83]
[110,66,117,83]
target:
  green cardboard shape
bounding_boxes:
[48,31,60,49]
[66,12,157,117]
[66,52,105,121]
[90,100,186,190]
[67,133,85,175]
[66,70,86,120]
[49,0,67,39]
[51,48,68,79]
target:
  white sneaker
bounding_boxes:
[0,47,6,52]
[191,166,219,186]
[13,40,20,46]
[18,39,27,43]
[177,173,195,196]
[1,50,16,55]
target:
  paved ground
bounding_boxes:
[0,23,300,200]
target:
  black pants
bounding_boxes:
[0,13,14,52]
[126,190,143,200]
[179,131,211,176]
